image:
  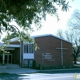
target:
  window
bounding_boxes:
[28,44,34,53]
[24,44,28,53]
[24,59,33,68]
[24,43,34,53]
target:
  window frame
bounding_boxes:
[24,43,34,53]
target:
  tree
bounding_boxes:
[67,9,80,64]
[0,0,71,52]
[56,29,64,39]
[0,0,70,39]
[56,28,80,64]
[57,9,80,64]
[68,9,80,30]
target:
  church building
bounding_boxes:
[0,34,73,68]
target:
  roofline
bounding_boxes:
[32,34,72,44]
[10,34,72,44]
[10,37,19,42]
[10,36,34,42]
[7,44,20,48]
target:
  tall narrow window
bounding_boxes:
[24,44,28,53]
[24,43,34,53]
[28,44,34,53]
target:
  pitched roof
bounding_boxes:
[10,37,19,42]
[10,34,72,44]
[31,34,72,44]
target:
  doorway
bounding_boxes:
[5,54,13,64]
[0,54,13,64]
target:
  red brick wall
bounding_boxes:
[62,41,73,65]
[34,35,73,67]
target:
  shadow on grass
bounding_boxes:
[0,72,10,75]
[0,72,30,80]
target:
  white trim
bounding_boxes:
[0,43,20,48]
[56,48,68,49]
[5,47,15,50]
[23,53,34,59]
[7,44,20,48]
[23,42,34,44]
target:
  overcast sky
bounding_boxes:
[31,0,80,36]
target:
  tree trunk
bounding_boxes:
[74,56,77,64]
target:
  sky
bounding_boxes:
[31,0,80,36]
[0,0,80,41]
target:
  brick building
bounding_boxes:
[0,34,73,68]
[34,34,73,68]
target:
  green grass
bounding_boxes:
[0,72,10,75]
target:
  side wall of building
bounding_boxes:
[62,41,73,65]
[34,36,73,68]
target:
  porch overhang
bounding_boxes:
[7,44,20,48]
[5,44,20,50]
[0,43,20,50]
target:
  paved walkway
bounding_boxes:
[0,68,38,74]
[0,68,80,74]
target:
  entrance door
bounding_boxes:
[5,54,12,64]
[0,54,13,64]
[0,55,2,64]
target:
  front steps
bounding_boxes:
[6,64,20,69]
[0,64,20,69]
[0,65,6,69]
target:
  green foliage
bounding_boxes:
[67,9,80,64]
[0,0,70,33]
[0,0,71,51]
[0,72,10,75]
[2,31,33,43]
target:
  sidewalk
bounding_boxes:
[0,68,38,74]
[0,68,80,74]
